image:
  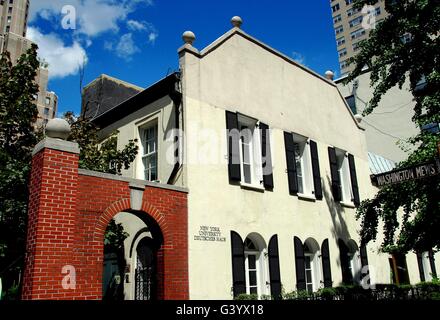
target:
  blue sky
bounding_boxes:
[29,1,340,116]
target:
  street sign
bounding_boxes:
[371,160,440,187]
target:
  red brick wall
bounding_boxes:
[22,144,188,300]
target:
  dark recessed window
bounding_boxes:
[345,95,357,114]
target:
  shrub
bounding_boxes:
[317,287,337,300]
[234,293,258,300]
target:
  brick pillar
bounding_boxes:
[22,137,80,300]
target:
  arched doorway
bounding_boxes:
[134,237,157,300]
[102,211,163,300]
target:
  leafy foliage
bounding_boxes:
[63,112,138,175]
[104,219,129,254]
[0,45,39,288]
[345,0,440,253]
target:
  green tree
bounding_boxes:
[345,0,440,253]
[0,45,39,295]
[63,112,138,175]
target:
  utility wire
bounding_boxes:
[362,118,405,140]
[371,101,413,115]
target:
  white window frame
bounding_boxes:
[338,48,348,58]
[349,16,363,28]
[336,36,345,47]
[336,149,354,205]
[335,25,344,35]
[137,117,161,182]
[304,249,322,293]
[293,135,315,198]
[244,251,260,296]
[238,115,263,189]
[244,248,269,298]
[141,122,159,181]
[304,253,315,293]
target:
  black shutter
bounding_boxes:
[416,252,425,282]
[348,154,360,206]
[226,111,241,182]
[294,236,306,291]
[284,132,299,194]
[328,147,342,202]
[259,122,274,190]
[360,245,369,268]
[321,239,333,288]
[429,251,437,278]
[310,140,323,200]
[338,239,352,284]
[360,245,369,281]
[268,235,282,299]
[230,231,246,296]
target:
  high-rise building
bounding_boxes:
[330,0,388,76]
[329,1,418,164]
[0,0,58,128]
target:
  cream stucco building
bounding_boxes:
[335,71,419,164]
[88,18,439,300]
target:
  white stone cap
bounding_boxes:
[325,70,335,81]
[231,16,243,28]
[45,118,71,140]
[182,31,196,45]
[32,137,80,156]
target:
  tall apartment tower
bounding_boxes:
[330,0,388,76]
[0,0,58,128]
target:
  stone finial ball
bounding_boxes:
[182,31,196,45]
[231,16,243,28]
[45,118,71,140]
[325,70,335,80]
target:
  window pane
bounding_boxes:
[151,166,157,181]
[243,164,251,184]
[248,255,256,269]
[294,143,304,193]
[306,270,312,282]
[250,286,258,294]
[241,127,251,144]
[242,142,251,164]
[307,284,313,294]
[249,271,257,286]
[305,256,311,268]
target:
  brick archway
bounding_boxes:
[22,139,188,300]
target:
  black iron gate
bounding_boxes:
[134,237,157,300]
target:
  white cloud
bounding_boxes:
[292,51,306,65]
[127,20,148,31]
[148,32,158,44]
[27,27,88,79]
[29,0,154,38]
[115,33,140,61]
[127,20,158,44]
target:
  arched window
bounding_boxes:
[303,238,322,293]
[243,234,269,297]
